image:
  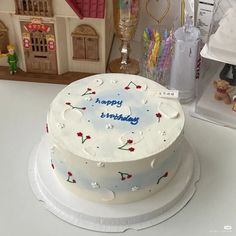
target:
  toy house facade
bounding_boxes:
[0,0,114,74]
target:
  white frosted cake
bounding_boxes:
[208,8,236,64]
[47,74,185,204]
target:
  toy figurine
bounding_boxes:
[213,79,235,104]
[220,63,236,86]
[0,44,18,75]
[7,44,18,75]
[232,95,236,112]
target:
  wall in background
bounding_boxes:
[207,0,236,35]
[134,0,182,42]
[217,0,236,14]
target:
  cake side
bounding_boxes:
[49,134,184,204]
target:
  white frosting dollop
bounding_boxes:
[97,162,105,167]
[131,186,140,191]
[106,124,113,129]
[159,102,179,119]
[91,182,100,189]
[57,123,65,129]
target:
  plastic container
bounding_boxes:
[193,3,236,129]
[202,4,236,66]
[141,25,173,86]
[169,17,200,103]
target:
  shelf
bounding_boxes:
[200,44,236,66]
[194,62,236,129]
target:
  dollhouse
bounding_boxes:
[0,0,114,75]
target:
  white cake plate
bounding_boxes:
[28,135,200,232]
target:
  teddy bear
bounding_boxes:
[213,79,235,104]
[232,95,236,112]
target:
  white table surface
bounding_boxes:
[0,79,235,236]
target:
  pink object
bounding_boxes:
[158,36,172,71]
[65,0,105,19]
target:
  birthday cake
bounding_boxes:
[208,8,236,64]
[47,74,185,204]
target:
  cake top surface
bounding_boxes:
[47,74,184,162]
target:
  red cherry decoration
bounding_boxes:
[127,174,132,179]
[163,172,168,177]
[127,139,133,144]
[77,132,83,137]
[65,102,71,105]
[129,147,135,152]
[72,179,76,183]
[82,107,86,110]
[51,163,54,169]
[121,177,126,181]
[124,86,130,90]
[86,135,91,140]
[136,85,142,89]
[92,91,96,94]
[87,88,92,91]
[156,112,162,122]
[68,171,72,176]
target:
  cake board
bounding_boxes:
[28,135,200,233]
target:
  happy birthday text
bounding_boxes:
[100,112,139,125]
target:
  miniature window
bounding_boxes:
[30,31,48,52]
[72,24,99,61]
[15,0,52,17]
[0,21,9,54]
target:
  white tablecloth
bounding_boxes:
[0,79,235,236]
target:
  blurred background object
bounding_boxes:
[169,16,200,103]
[109,0,140,74]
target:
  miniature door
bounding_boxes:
[20,21,57,74]
[0,20,9,53]
[72,24,99,61]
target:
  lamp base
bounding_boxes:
[109,58,140,75]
